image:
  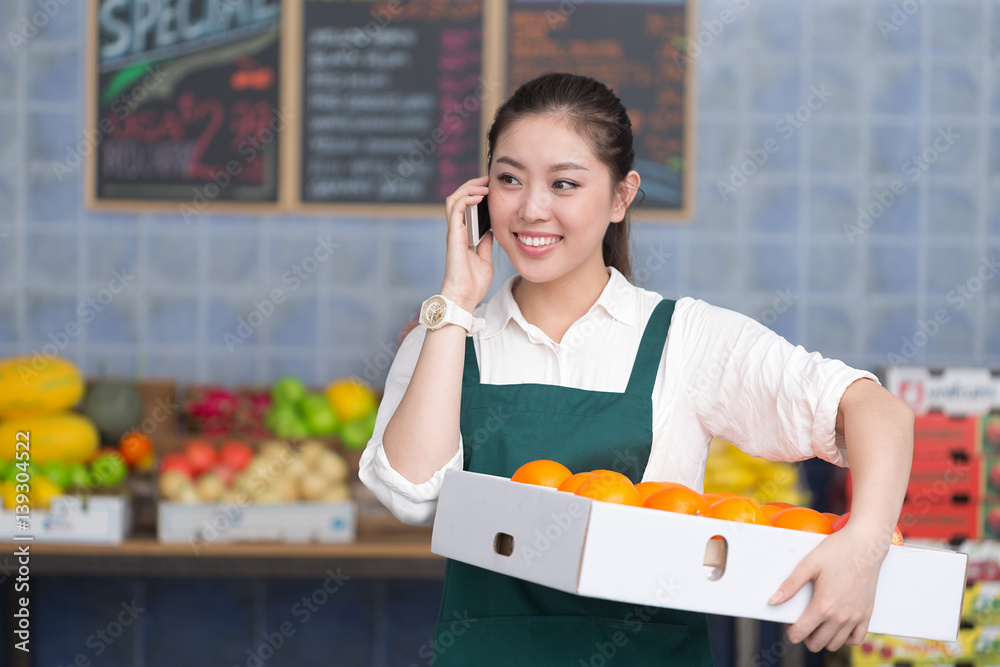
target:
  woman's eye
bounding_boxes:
[499,174,520,185]
[553,180,578,190]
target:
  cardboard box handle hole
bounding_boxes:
[494,532,514,557]
[703,535,727,581]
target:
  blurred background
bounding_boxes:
[1,0,998,666]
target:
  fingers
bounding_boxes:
[769,557,817,606]
[444,176,489,227]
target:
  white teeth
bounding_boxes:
[517,234,560,247]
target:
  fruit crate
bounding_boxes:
[153,435,360,544]
[0,494,131,545]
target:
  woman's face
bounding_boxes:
[488,114,632,286]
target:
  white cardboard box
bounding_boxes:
[884,366,1000,415]
[432,470,968,642]
[158,500,357,545]
[0,495,130,545]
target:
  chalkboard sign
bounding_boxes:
[508,0,692,216]
[85,0,693,218]
[298,0,487,208]
[86,0,284,209]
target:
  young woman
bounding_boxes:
[359,73,913,664]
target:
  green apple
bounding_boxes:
[42,462,71,489]
[300,393,340,436]
[91,453,128,488]
[271,375,307,406]
[267,403,310,439]
[340,412,377,450]
[67,463,92,490]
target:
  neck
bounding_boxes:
[512,259,611,340]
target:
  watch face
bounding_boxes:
[423,296,447,327]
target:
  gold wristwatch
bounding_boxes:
[419,294,484,335]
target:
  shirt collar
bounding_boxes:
[479,266,638,340]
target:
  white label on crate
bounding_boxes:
[886,367,1000,415]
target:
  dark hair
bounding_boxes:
[487,73,638,282]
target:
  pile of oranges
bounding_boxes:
[510,459,903,544]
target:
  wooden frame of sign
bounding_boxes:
[85,0,695,220]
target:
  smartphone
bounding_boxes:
[465,196,491,247]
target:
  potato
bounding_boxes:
[159,470,193,500]
[317,451,348,483]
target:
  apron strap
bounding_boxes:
[625,299,676,397]
[463,336,481,386]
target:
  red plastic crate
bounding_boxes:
[898,500,978,540]
[913,413,981,460]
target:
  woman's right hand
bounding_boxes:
[441,175,494,311]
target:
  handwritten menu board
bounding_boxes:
[508,0,689,213]
[88,0,283,206]
[86,0,692,216]
[300,0,484,205]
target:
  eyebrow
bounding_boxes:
[495,156,589,172]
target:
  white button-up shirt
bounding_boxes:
[359,267,876,526]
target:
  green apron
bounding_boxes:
[433,299,713,666]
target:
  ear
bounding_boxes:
[611,170,641,223]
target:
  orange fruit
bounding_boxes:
[762,504,785,519]
[119,431,154,468]
[821,512,839,524]
[715,492,741,498]
[702,493,726,506]
[770,507,833,534]
[766,502,795,510]
[557,472,597,493]
[635,482,669,502]
[511,460,572,488]
[635,481,686,503]
[589,469,633,485]
[709,496,772,526]
[644,486,711,515]
[576,475,641,506]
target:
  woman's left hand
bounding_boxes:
[769,522,889,652]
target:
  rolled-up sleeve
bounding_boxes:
[676,298,878,467]
[357,325,465,526]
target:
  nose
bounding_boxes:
[518,183,552,223]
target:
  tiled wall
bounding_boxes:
[3,0,1000,386]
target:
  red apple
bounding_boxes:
[184,439,218,476]
[219,440,254,472]
[160,453,195,478]
[210,464,235,486]
[986,415,1000,447]
[987,507,1000,536]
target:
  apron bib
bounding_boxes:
[432,299,713,666]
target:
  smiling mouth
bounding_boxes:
[514,233,563,247]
